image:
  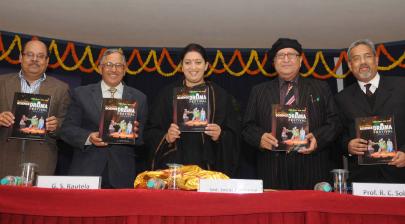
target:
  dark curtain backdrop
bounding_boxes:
[1,31,404,179]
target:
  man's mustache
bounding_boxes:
[28,63,40,67]
[359,64,370,70]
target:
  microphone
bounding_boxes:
[314,182,332,192]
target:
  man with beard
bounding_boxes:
[0,40,70,177]
[335,39,405,183]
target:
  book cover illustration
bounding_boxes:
[173,86,210,132]
[356,115,397,165]
[99,98,137,144]
[271,104,309,152]
[9,92,51,140]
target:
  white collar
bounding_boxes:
[100,80,123,98]
[357,73,380,94]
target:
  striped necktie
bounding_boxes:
[284,81,296,105]
[108,87,117,98]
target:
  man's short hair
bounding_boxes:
[99,48,126,65]
[347,39,376,60]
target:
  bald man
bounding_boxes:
[0,40,71,177]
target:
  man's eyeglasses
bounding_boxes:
[102,62,126,71]
[274,53,300,61]
[22,52,48,60]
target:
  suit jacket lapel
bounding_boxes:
[268,78,280,104]
[91,83,103,114]
[297,77,309,106]
[351,84,373,115]
[122,84,131,100]
[39,78,55,96]
[373,77,393,114]
[5,75,21,110]
[37,78,54,116]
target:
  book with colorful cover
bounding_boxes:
[99,98,137,144]
[356,115,397,165]
[9,92,51,140]
[271,104,309,152]
[173,86,210,132]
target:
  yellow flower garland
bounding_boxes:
[0,33,404,79]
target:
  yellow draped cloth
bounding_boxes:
[134,165,229,190]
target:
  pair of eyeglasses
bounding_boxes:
[102,62,125,71]
[22,52,48,60]
[274,53,300,60]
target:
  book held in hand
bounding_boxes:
[356,115,397,165]
[99,98,137,144]
[173,86,210,132]
[9,92,51,140]
[271,104,309,152]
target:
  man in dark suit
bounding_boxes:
[0,40,71,177]
[335,39,405,183]
[242,38,341,189]
[60,49,147,188]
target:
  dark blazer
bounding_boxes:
[0,73,71,177]
[335,76,405,183]
[242,77,341,189]
[60,82,147,188]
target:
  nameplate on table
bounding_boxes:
[198,179,263,194]
[36,176,101,189]
[352,182,405,197]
